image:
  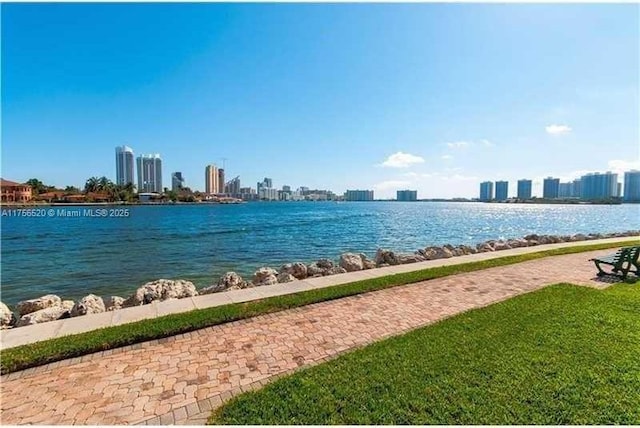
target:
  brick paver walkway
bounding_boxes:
[0,249,630,425]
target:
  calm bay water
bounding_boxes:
[1,201,639,305]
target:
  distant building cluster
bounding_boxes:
[345,190,374,201]
[479,170,640,202]
[396,190,418,201]
[116,146,164,193]
[112,146,382,202]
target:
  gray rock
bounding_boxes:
[316,259,335,269]
[220,271,245,288]
[339,253,364,272]
[71,294,106,317]
[306,263,322,277]
[306,260,342,277]
[508,238,529,248]
[16,303,71,327]
[105,296,125,311]
[450,247,464,257]
[361,254,377,270]
[397,253,426,264]
[325,267,347,275]
[16,294,62,317]
[422,246,455,259]
[201,271,246,293]
[277,272,297,283]
[60,300,74,319]
[458,245,477,255]
[125,279,198,306]
[279,262,308,279]
[0,301,16,329]
[375,249,399,266]
[252,267,278,286]
[476,242,495,252]
[493,240,512,251]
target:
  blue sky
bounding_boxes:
[2,3,639,198]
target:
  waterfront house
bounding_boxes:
[0,179,32,203]
[37,191,66,202]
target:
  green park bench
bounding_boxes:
[590,246,640,280]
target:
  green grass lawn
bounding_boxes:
[211,282,640,425]
[2,240,637,375]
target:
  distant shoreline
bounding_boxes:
[0,199,635,208]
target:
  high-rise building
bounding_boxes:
[205,165,220,194]
[479,181,493,201]
[396,190,417,201]
[558,182,572,198]
[282,185,291,192]
[345,190,374,201]
[217,169,225,194]
[571,179,582,198]
[517,179,532,199]
[543,177,560,199]
[257,178,273,193]
[579,172,618,200]
[623,170,640,202]
[171,172,185,191]
[115,146,135,186]
[224,176,241,195]
[495,181,508,201]
[259,187,278,200]
[136,154,162,193]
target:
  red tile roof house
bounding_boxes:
[0,179,32,203]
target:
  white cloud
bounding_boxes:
[607,159,640,174]
[545,124,572,135]
[441,174,478,182]
[480,139,496,147]
[446,141,470,149]
[441,155,453,160]
[373,180,412,191]
[444,139,495,149]
[379,152,425,168]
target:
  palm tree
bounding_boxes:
[98,176,113,193]
[84,177,100,193]
[26,179,47,195]
[64,186,80,195]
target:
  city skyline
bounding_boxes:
[2,4,639,198]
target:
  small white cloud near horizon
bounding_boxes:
[545,124,572,135]
[379,152,425,168]
[441,174,478,182]
[441,155,453,160]
[444,139,496,149]
[480,139,496,147]
[446,141,470,149]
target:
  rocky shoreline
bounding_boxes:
[1,230,638,330]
